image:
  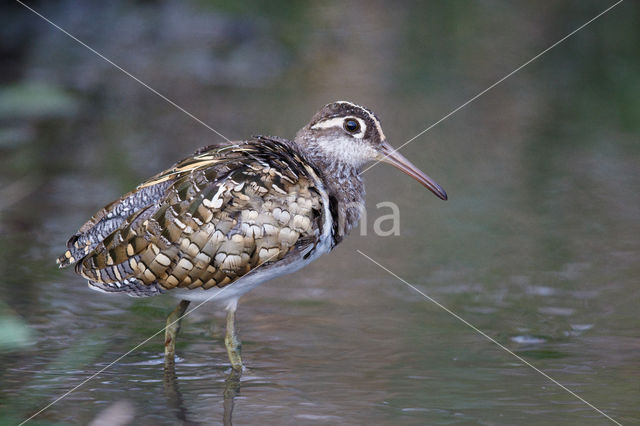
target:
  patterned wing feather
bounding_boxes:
[60,137,326,296]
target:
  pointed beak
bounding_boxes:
[378,142,448,200]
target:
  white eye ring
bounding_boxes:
[311,117,367,138]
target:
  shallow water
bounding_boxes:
[1,1,639,425]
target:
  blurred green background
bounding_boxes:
[0,0,638,424]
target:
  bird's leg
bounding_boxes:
[164,300,191,360]
[224,301,243,371]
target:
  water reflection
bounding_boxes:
[163,361,195,424]
[163,358,241,426]
[222,368,241,426]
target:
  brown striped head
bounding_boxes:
[295,101,447,200]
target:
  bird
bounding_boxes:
[57,101,447,371]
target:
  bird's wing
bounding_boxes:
[62,138,328,296]
[56,182,171,268]
[56,141,239,268]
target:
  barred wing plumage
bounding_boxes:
[58,137,328,297]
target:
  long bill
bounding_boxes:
[378,142,448,200]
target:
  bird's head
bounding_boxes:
[295,101,447,200]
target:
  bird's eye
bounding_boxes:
[343,118,360,133]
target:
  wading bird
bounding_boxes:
[58,101,447,371]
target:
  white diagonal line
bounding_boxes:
[356,250,621,425]
[360,0,624,177]
[15,0,231,143]
[20,253,279,425]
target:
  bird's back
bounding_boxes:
[58,137,330,297]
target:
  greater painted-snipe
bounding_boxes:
[58,101,447,371]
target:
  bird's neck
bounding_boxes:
[296,143,365,246]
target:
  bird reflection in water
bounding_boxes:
[163,359,241,426]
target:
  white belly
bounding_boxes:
[170,240,331,309]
